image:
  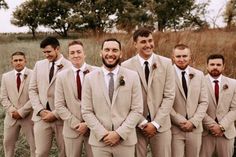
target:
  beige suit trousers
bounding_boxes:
[200,134,234,157]
[171,131,201,157]
[91,144,135,157]
[34,120,65,157]
[3,117,35,157]
[64,135,93,157]
[135,129,171,157]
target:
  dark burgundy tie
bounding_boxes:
[214,80,219,104]
[16,73,21,92]
[144,61,149,84]
[182,71,188,97]
[77,70,82,100]
[49,61,55,83]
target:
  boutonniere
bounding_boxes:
[119,76,125,86]
[223,84,228,90]
[57,64,64,70]
[23,74,27,79]
[152,63,157,70]
[83,69,90,75]
[189,73,194,80]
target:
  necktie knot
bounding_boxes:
[182,71,186,76]
[144,61,149,66]
[214,80,219,84]
[77,69,80,74]
[17,73,21,76]
[108,72,114,77]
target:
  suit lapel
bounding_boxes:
[98,69,111,105]
[133,55,148,91]
[187,68,196,100]
[67,69,78,99]
[112,67,124,105]
[206,75,217,106]
[218,76,228,106]
[175,70,186,99]
[17,68,29,98]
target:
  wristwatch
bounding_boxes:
[219,124,225,132]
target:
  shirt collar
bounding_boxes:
[14,67,26,76]
[138,53,154,67]
[72,62,87,73]
[174,64,190,76]
[102,65,120,76]
[208,74,222,84]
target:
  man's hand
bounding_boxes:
[179,121,194,132]
[103,131,121,146]
[209,124,224,137]
[142,123,157,138]
[75,122,89,135]
[11,111,22,120]
[40,110,57,122]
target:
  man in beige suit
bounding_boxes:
[170,44,208,157]
[29,37,71,157]
[0,51,35,157]
[82,38,143,157]
[122,28,175,157]
[200,54,236,157]
[55,40,94,157]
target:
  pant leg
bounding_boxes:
[200,134,216,157]
[91,145,113,157]
[3,121,20,157]
[20,118,36,157]
[64,136,83,157]
[185,132,201,157]
[216,136,235,157]
[113,145,135,157]
[150,129,171,157]
[34,120,53,157]
[84,136,93,157]
[135,128,148,157]
[171,131,185,157]
[53,122,66,157]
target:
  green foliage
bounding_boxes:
[0,0,8,9]
[11,0,43,38]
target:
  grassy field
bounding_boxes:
[0,29,235,156]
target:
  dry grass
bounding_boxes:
[0,29,235,156]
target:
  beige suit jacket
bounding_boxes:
[203,75,236,139]
[81,66,143,146]
[0,68,33,126]
[171,66,208,134]
[55,64,96,138]
[122,54,175,132]
[29,57,71,122]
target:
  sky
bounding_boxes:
[0,0,228,33]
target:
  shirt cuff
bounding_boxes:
[151,121,160,130]
[138,120,148,129]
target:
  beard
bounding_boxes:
[102,57,120,69]
[209,69,221,77]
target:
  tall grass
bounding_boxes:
[0,29,235,156]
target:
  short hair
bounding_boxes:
[40,36,60,49]
[133,28,152,42]
[11,51,25,59]
[68,40,84,47]
[101,38,121,50]
[173,44,190,50]
[207,54,225,64]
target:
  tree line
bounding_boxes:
[0,0,235,38]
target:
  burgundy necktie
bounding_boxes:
[144,61,149,84]
[214,80,219,104]
[49,61,55,83]
[77,70,82,100]
[16,73,21,92]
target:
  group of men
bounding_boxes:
[0,27,235,157]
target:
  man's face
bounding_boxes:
[100,41,122,70]
[172,48,191,70]
[11,55,26,72]
[134,34,154,59]
[42,45,60,62]
[68,44,86,68]
[207,58,224,78]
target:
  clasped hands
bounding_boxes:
[208,124,224,137]
[102,131,121,147]
[179,121,194,132]
[39,110,57,122]
[74,122,89,136]
[11,110,22,120]
[140,123,157,138]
